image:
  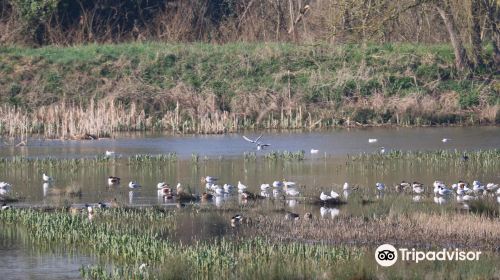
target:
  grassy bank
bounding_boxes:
[0,42,498,138]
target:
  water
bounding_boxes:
[0,226,97,280]
[0,126,499,279]
[1,126,498,159]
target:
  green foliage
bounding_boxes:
[459,91,480,109]
[11,0,59,23]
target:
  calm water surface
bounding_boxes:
[0,126,499,279]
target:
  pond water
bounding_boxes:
[0,226,97,280]
[0,126,499,159]
[0,126,499,279]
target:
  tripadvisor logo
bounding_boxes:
[375,244,482,267]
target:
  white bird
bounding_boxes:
[486,183,498,192]
[310,149,319,154]
[472,181,484,193]
[442,138,449,143]
[1,203,11,210]
[243,134,271,150]
[223,184,234,193]
[85,204,94,215]
[128,181,141,189]
[214,185,225,196]
[330,191,340,199]
[105,150,115,156]
[375,182,385,191]
[283,180,296,188]
[438,186,452,196]
[0,182,12,189]
[368,138,378,143]
[272,181,284,188]
[343,182,350,190]
[260,183,271,191]
[286,188,300,196]
[412,195,422,202]
[42,173,53,182]
[412,182,425,194]
[497,187,500,195]
[203,176,217,183]
[176,183,183,193]
[451,183,458,190]
[461,195,477,202]
[379,147,385,154]
[497,196,500,204]
[237,181,247,193]
[157,182,168,189]
[320,192,332,201]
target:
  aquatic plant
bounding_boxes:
[264,150,305,161]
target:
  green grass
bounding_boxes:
[0,42,498,136]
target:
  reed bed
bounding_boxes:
[248,211,500,250]
[350,149,500,165]
[0,208,362,279]
[264,150,305,161]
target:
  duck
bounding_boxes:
[108,176,121,185]
[201,192,213,200]
[1,203,11,210]
[231,214,243,224]
[368,138,378,143]
[375,182,385,192]
[441,138,449,143]
[320,192,332,201]
[157,182,168,189]
[379,147,386,154]
[0,182,12,189]
[237,181,247,193]
[412,195,423,202]
[42,173,53,182]
[97,202,107,209]
[304,212,313,220]
[128,181,141,189]
[260,183,271,191]
[395,181,411,192]
[310,149,319,154]
[284,212,300,220]
[412,182,425,194]
[159,187,172,196]
[240,190,264,200]
[343,182,350,190]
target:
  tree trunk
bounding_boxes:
[470,0,484,68]
[435,1,471,71]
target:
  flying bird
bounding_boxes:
[243,134,271,150]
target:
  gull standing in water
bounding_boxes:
[243,134,271,150]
